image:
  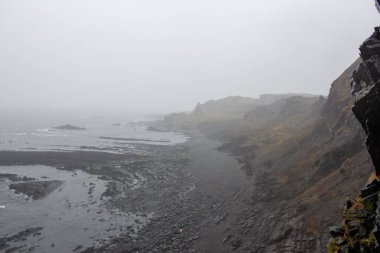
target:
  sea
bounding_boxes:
[0,109,188,252]
[0,109,188,153]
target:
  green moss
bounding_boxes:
[329,192,380,252]
[327,238,341,253]
[363,197,376,213]
[360,236,374,248]
[359,231,380,252]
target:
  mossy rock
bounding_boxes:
[327,238,341,253]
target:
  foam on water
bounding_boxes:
[0,113,188,153]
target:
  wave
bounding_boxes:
[13,132,28,136]
[31,133,67,137]
[37,128,57,132]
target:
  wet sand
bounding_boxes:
[0,132,250,252]
[186,136,251,253]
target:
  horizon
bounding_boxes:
[0,91,326,116]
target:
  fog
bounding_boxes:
[0,0,378,113]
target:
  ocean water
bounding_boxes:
[0,110,188,153]
[0,110,187,252]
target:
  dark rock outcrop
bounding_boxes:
[328,27,380,252]
[0,227,43,251]
[351,27,380,175]
[9,180,63,200]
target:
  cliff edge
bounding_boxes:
[328,27,380,252]
[352,27,380,175]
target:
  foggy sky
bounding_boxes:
[0,0,378,113]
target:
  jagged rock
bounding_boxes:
[351,27,380,175]
[329,226,344,237]
[327,21,380,252]
[346,25,380,251]
[335,237,346,246]
[328,186,379,252]
[348,219,362,229]
[361,180,380,197]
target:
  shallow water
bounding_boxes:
[0,112,188,153]
[0,165,152,253]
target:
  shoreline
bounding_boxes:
[0,131,254,252]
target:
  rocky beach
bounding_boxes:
[0,68,376,252]
[1,1,379,252]
[0,127,257,253]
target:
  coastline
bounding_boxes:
[0,130,250,252]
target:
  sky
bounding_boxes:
[0,0,379,113]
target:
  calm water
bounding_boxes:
[0,165,153,252]
[0,110,186,252]
[0,110,188,153]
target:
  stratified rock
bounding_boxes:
[361,179,380,197]
[328,26,380,253]
[351,27,380,175]
[329,226,344,238]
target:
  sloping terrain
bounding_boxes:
[150,58,373,252]
[239,59,372,251]
[149,93,319,132]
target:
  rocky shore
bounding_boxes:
[9,180,63,200]
[2,43,378,252]
[145,55,374,252]
[0,132,256,252]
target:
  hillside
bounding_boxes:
[237,58,372,251]
[149,93,320,132]
[149,58,373,252]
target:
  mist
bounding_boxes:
[0,0,378,113]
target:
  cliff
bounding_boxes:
[352,27,380,174]
[148,57,374,251]
[228,59,370,252]
[328,27,380,252]
[148,94,320,132]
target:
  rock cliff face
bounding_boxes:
[352,27,380,175]
[150,59,373,252]
[149,94,320,132]
[328,27,380,252]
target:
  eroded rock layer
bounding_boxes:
[328,27,380,252]
[352,27,380,175]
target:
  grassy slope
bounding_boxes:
[153,58,371,250]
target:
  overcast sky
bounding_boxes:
[0,0,378,113]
